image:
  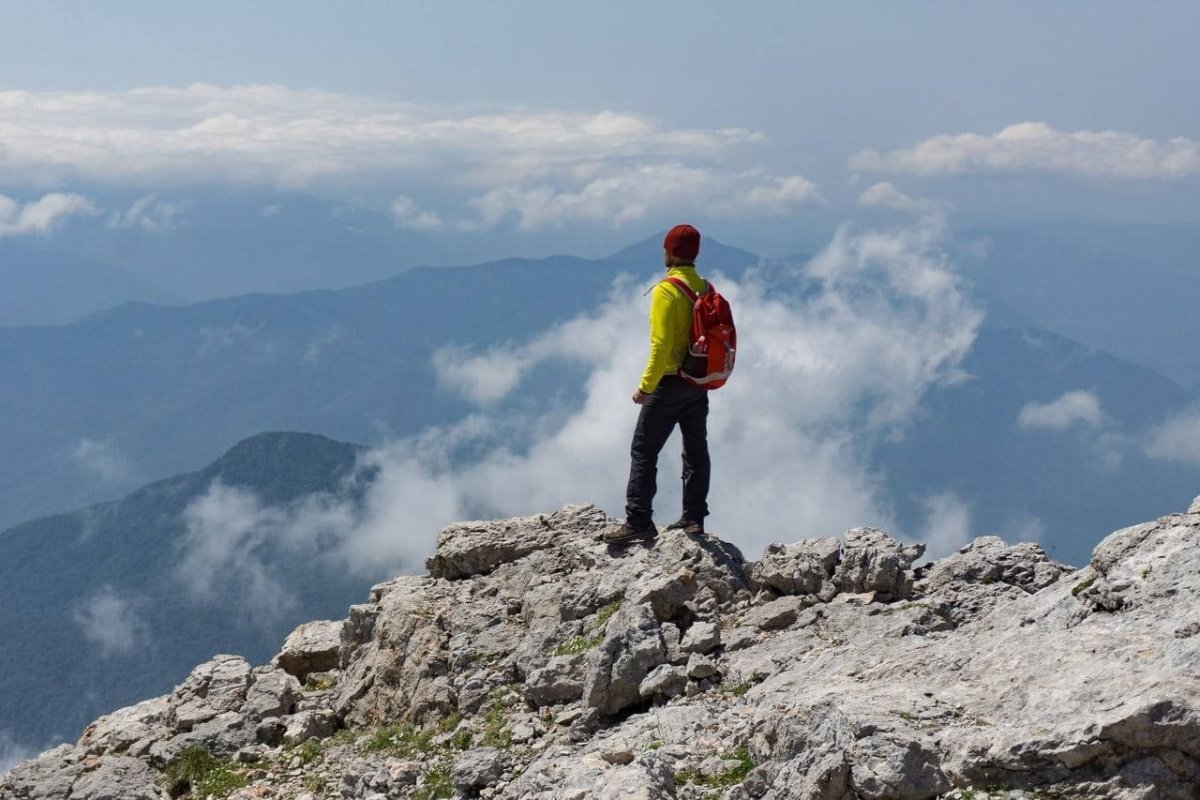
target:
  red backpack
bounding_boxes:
[662,277,737,390]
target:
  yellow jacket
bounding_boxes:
[639,266,707,394]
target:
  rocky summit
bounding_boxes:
[4,499,1200,800]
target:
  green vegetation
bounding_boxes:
[553,634,603,656]
[675,747,756,790]
[437,711,464,733]
[304,675,337,692]
[414,758,455,799]
[285,738,324,765]
[720,681,751,697]
[362,723,436,756]
[449,727,473,751]
[162,746,249,798]
[1072,575,1097,596]
[646,740,663,751]
[552,598,624,656]
[481,689,513,749]
[594,598,623,627]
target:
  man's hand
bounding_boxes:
[632,389,649,405]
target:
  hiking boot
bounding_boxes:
[665,516,704,536]
[602,521,658,544]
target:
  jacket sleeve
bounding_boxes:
[638,283,682,394]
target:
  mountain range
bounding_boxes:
[0,432,369,751]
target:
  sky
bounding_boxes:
[2,1,1199,258]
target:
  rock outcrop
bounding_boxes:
[4,500,1199,800]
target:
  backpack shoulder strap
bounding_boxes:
[661,276,701,302]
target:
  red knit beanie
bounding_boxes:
[663,224,701,262]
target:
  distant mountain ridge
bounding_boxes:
[0,432,370,751]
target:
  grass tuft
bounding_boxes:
[161,746,249,798]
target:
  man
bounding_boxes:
[604,223,711,544]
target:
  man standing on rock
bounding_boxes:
[604,224,711,544]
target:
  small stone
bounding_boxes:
[555,708,584,725]
[639,664,688,700]
[235,747,260,764]
[600,748,635,765]
[452,747,505,792]
[681,621,721,654]
[724,626,759,651]
[510,722,537,744]
[686,653,719,680]
[742,595,811,631]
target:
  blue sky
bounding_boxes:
[2,1,1199,255]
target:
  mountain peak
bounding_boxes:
[6,500,1199,798]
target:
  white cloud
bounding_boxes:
[70,438,136,482]
[304,324,347,363]
[852,122,1200,179]
[106,193,183,231]
[470,165,821,231]
[919,492,974,559]
[0,85,816,230]
[1145,406,1200,464]
[0,730,33,778]
[73,586,144,657]
[174,220,979,578]
[360,219,981,568]
[390,195,444,231]
[178,481,358,621]
[856,181,930,213]
[0,192,97,236]
[1017,391,1105,431]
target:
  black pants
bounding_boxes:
[625,375,710,528]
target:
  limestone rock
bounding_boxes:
[272,620,342,681]
[833,527,924,600]
[452,747,505,792]
[1190,494,1200,514]
[742,595,812,631]
[9,502,1200,800]
[751,537,841,596]
[283,709,337,742]
[525,653,586,707]
[169,654,253,732]
[427,504,607,579]
[582,604,667,716]
[680,620,721,653]
[638,665,688,700]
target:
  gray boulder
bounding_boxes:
[582,604,668,715]
[833,527,924,600]
[751,537,841,596]
[451,747,505,792]
[525,653,587,707]
[639,665,689,700]
[272,619,342,682]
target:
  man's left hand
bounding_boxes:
[632,390,649,404]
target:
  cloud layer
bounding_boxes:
[0,193,97,237]
[173,219,982,584]
[1145,406,1200,465]
[853,122,1200,179]
[303,218,980,576]
[1018,391,1105,431]
[0,85,820,230]
[72,586,145,658]
[0,730,32,778]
